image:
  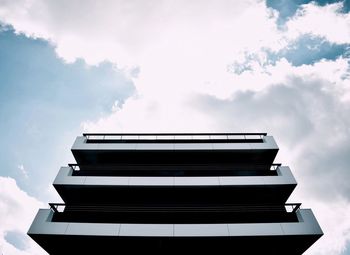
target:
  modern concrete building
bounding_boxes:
[28,133,322,254]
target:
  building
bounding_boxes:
[28,133,322,254]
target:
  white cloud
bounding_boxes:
[0,0,267,65]
[286,2,350,44]
[0,0,284,111]
[83,56,350,132]
[1,1,348,102]
[0,177,46,255]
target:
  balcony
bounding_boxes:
[71,133,279,169]
[28,207,322,254]
[54,165,296,204]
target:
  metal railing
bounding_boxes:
[49,203,66,213]
[83,133,267,142]
[49,203,302,214]
[68,163,281,172]
[270,163,282,171]
[69,164,80,171]
[285,203,302,213]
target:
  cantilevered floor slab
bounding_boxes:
[28,209,322,255]
[54,166,296,205]
[71,135,279,171]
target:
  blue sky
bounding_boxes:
[0,1,350,254]
[229,35,350,74]
[0,27,134,200]
[267,0,350,23]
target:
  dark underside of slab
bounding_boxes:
[29,234,322,255]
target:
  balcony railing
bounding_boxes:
[48,203,302,224]
[49,203,301,214]
[68,163,282,172]
[67,163,281,177]
[270,163,282,171]
[83,133,267,143]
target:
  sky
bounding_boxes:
[0,0,349,254]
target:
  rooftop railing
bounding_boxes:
[83,133,267,143]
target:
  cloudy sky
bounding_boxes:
[0,0,350,254]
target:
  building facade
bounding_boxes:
[28,133,322,254]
